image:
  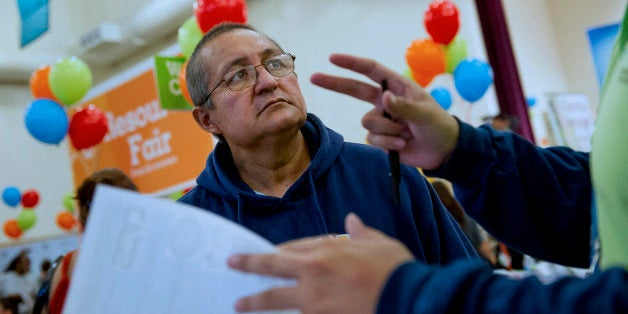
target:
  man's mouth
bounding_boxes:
[260,98,289,114]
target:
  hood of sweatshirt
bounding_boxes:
[193,113,344,239]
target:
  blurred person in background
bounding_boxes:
[430,180,497,267]
[0,250,37,314]
[46,168,138,314]
[483,112,519,132]
[37,260,51,289]
[0,296,20,314]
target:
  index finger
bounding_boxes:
[310,73,381,104]
[228,253,298,279]
[310,53,403,104]
[327,53,397,83]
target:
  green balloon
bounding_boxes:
[17,210,37,231]
[49,56,93,105]
[178,17,204,59]
[445,37,468,74]
[402,68,412,79]
[402,67,415,81]
[62,191,75,213]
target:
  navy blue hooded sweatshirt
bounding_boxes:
[179,113,478,264]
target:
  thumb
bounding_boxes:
[345,212,374,240]
[383,92,429,124]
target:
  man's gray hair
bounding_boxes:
[185,23,283,108]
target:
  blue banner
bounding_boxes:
[17,0,49,47]
[587,23,620,87]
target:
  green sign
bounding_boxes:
[153,55,192,110]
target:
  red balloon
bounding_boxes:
[194,0,248,33]
[21,189,40,208]
[69,105,109,150]
[424,0,460,45]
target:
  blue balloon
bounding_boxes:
[453,58,494,102]
[526,96,537,107]
[24,99,69,145]
[430,87,452,110]
[2,186,21,207]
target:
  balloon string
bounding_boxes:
[92,144,102,171]
[76,152,91,176]
[74,145,102,177]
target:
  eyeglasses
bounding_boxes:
[197,53,296,106]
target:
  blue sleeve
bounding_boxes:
[377,260,628,314]
[425,119,592,267]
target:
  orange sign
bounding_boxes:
[68,69,213,195]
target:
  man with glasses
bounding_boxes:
[178,23,478,267]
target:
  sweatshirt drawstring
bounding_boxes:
[307,172,329,235]
[236,193,245,224]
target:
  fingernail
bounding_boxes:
[347,212,363,225]
[227,255,242,268]
[389,93,397,103]
[345,212,364,235]
[234,299,245,311]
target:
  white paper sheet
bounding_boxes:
[63,185,297,314]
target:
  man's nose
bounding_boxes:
[254,65,279,92]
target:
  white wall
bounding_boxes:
[504,0,570,98]
[247,0,496,144]
[0,85,76,244]
[0,0,621,249]
[504,0,625,110]
[544,0,626,111]
[502,0,625,145]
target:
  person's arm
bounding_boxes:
[228,214,627,314]
[379,259,626,314]
[311,53,591,267]
[426,119,592,267]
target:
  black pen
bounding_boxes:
[381,80,400,207]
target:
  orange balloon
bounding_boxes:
[56,211,77,231]
[409,70,436,87]
[29,65,58,101]
[179,60,193,106]
[3,219,23,239]
[405,39,446,87]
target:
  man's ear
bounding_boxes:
[192,106,221,135]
